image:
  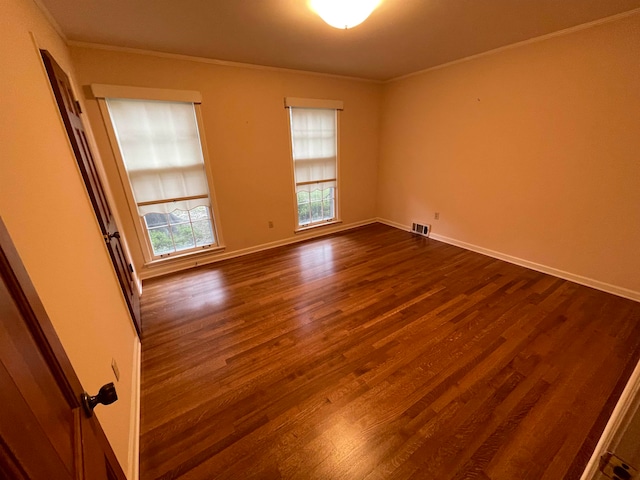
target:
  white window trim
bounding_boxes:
[285,98,342,232]
[91,84,202,103]
[93,85,224,264]
[284,97,344,110]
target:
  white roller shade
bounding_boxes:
[290,108,337,184]
[106,98,210,214]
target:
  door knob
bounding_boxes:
[81,382,118,417]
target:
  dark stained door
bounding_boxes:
[0,218,126,479]
[40,50,141,337]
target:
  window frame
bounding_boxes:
[93,85,224,264]
[285,97,343,232]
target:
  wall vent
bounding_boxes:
[411,223,431,237]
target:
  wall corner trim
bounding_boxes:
[127,338,141,480]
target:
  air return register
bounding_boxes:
[411,223,431,237]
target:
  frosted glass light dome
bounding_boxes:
[310,0,382,29]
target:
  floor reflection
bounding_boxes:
[297,240,335,282]
[186,270,227,308]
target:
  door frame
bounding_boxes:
[580,359,640,479]
[39,49,142,337]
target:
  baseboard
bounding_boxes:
[375,217,411,233]
[580,358,640,479]
[139,218,378,280]
[127,337,141,480]
[376,218,640,303]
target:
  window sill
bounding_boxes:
[144,245,226,267]
[294,219,342,234]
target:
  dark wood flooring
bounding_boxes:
[139,223,640,479]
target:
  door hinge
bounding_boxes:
[600,452,637,480]
[128,264,134,273]
[75,100,82,114]
[103,231,120,242]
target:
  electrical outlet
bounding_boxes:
[268,221,274,228]
[111,358,120,382]
[434,212,440,220]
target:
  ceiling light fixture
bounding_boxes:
[309,0,383,29]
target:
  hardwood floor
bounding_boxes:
[139,223,640,479]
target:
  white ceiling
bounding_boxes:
[38,0,640,81]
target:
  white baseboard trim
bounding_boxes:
[140,218,378,280]
[581,357,640,479]
[128,338,141,480]
[375,217,411,232]
[375,218,640,303]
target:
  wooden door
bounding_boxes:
[39,50,141,337]
[0,218,126,479]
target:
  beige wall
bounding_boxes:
[378,13,640,296]
[69,46,382,277]
[0,0,139,475]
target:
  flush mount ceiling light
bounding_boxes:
[309,0,383,29]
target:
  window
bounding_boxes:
[288,105,340,228]
[95,89,220,261]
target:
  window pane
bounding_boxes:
[193,220,215,246]
[190,205,210,220]
[143,205,216,257]
[171,224,195,251]
[311,201,323,222]
[310,189,322,202]
[323,198,334,219]
[148,227,174,255]
[298,202,311,226]
[144,213,169,228]
[169,209,190,224]
[297,191,310,205]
